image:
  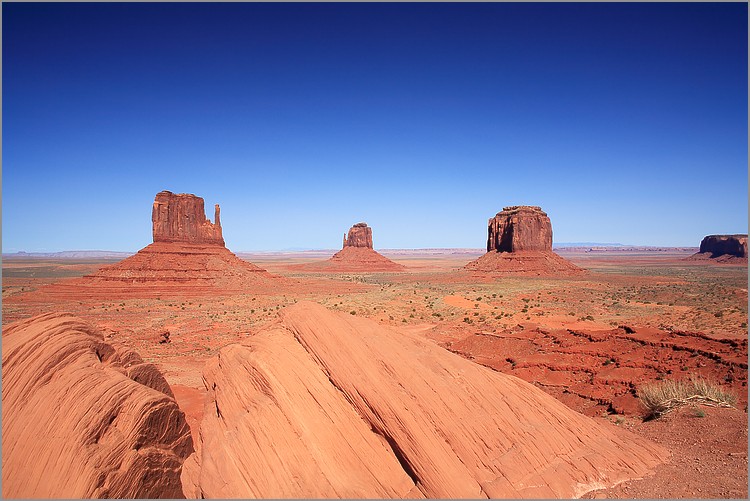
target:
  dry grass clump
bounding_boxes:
[638,375,736,419]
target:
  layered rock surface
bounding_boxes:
[294,222,405,272]
[487,206,553,252]
[467,206,582,275]
[183,301,667,499]
[688,234,748,263]
[2,313,193,498]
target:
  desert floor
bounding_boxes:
[2,248,747,498]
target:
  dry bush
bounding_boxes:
[638,375,736,419]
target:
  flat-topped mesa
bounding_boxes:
[487,205,552,252]
[699,234,748,258]
[152,190,224,246]
[343,222,373,249]
[466,205,582,275]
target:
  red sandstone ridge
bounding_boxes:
[291,222,405,272]
[43,191,283,296]
[152,191,224,246]
[181,301,667,498]
[688,234,748,264]
[2,313,193,498]
[466,206,583,275]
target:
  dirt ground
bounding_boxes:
[2,248,747,498]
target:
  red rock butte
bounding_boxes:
[181,301,667,498]
[43,190,281,297]
[688,234,748,263]
[152,190,224,246]
[1,313,193,498]
[293,222,405,272]
[466,206,583,275]
[342,222,373,248]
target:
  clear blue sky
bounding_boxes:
[3,2,747,252]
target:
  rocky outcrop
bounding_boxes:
[487,206,552,252]
[343,222,373,249]
[2,313,193,498]
[467,205,582,275]
[688,235,748,262]
[182,301,667,499]
[292,222,405,272]
[152,191,224,246]
[43,191,285,296]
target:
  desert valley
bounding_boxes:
[2,191,747,499]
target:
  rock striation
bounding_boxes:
[2,313,193,498]
[293,222,405,272]
[152,191,224,246]
[343,222,374,249]
[467,205,582,275]
[688,234,748,263]
[181,301,667,499]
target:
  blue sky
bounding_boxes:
[3,2,747,252]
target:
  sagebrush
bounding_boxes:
[638,375,736,419]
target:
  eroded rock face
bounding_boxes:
[487,205,552,252]
[152,191,224,246]
[183,301,667,499]
[44,190,281,296]
[698,235,748,258]
[2,313,194,498]
[467,205,581,275]
[343,222,373,249]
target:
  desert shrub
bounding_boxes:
[638,375,736,419]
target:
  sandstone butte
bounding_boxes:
[465,206,583,275]
[1,312,193,498]
[181,301,668,499]
[688,234,748,263]
[294,222,406,272]
[43,191,281,297]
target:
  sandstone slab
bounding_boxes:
[184,301,668,498]
[2,313,193,498]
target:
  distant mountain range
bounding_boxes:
[3,250,134,259]
[4,243,699,259]
[553,242,627,248]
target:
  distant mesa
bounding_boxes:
[293,222,405,272]
[2,313,193,498]
[465,206,583,275]
[688,234,748,263]
[181,301,667,498]
[43,190,281,296]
